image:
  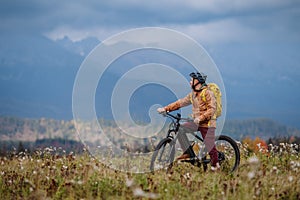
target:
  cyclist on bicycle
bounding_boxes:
[157,72,220,171]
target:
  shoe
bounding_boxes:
[176,153,190,160]
[210,162,220,172]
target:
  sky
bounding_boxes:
[1,0,300,128]
[1,0,299,45]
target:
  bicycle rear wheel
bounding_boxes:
[150,138,175,172]
[215,135,240,173]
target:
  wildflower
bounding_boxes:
[272,166,279,174]
[133,188,158,199]
[25,178,36,189]
[247,171,255,179]
[183,173,191,180]
[126,178,134,187]
[288,176,293,182]
[257,143,261,149]
[133,188,145,197]
[248,156,259,164]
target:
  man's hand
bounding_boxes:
[157,107,166,115]
[194,116,205,124]
[194,117,200,124]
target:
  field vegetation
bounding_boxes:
[0,141,299,199]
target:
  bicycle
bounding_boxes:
[150,112,240,173]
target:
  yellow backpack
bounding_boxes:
[200,83,222,119]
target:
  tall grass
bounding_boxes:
[0,143,299,199]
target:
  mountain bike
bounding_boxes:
[150,112,240,173]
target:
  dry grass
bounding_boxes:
[0,143,299,199]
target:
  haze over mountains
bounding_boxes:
[0,32,300,129]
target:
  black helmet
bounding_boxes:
[189,72,207,92]
[189,72,207,84]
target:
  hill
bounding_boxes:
[0,116,299,142]
[222,118,300,140]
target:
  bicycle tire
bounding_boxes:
[150,137,175,172]
[215,135,240,173]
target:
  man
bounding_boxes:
[157,72,220,171]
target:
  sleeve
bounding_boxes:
[164,93,192,112]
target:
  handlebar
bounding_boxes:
[163,112,193,122]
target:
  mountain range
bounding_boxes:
[0,32,299,131]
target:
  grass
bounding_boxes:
[0,143,299,200]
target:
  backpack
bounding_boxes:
[200,83,222,119]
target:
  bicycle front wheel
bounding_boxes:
[215,135,240,173]
[150,138,175,172]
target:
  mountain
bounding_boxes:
[0,33,83,119]
[0,33,300,129]
[55,36,100,56]
[204,43,300,128]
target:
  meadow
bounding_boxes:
[0,142,299,200]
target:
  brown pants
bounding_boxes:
[177,122,219,167]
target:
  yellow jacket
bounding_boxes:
[164,86,217,128]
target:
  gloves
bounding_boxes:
[194,116,206,124]
[194,117,200,124]
[157,107,166,115]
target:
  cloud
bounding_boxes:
[1,0,299,44]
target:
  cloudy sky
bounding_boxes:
[1,0,299,45]
[1,0,300,127]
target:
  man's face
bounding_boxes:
[190,78,201,90]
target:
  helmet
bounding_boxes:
[189,72,207,84]
[189,72,207,92]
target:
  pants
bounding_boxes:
[177,122,219,167]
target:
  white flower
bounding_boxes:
[133,188,145,197]
[288,176,293,182]
[126,178,134,187]
[247,171,255,179]
[133,188,158,199]
[248,156,259,164]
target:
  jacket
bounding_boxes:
[164,86,217,128]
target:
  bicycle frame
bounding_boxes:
[163,113,206,161]
[163,112,221,165]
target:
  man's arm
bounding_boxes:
[164,93,192,112]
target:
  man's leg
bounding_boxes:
[176,122,198,160]
[198,127,219,167]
